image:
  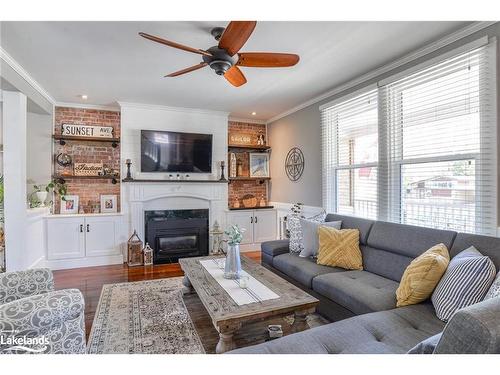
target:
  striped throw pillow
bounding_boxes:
[431,246,496,322]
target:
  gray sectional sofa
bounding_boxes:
[231,214,500,354]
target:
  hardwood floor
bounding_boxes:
[53,251,262,341]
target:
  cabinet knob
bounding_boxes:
[250,216,253,223]
[255,216,258,223]
[80,224,83,233]
[86,224,90,232]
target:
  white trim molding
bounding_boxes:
[55,101,120,112]
[267,21,497,124]
[0,46,56,105]
[118,101,229,118]
[228,116,267,124]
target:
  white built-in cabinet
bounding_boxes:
[45,214,123,270]
[226,209,277,250]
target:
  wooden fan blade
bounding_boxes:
[224,66,247,87]
[165,62,208,77]
[237,53,300,67]
[139,32,212,57]
[218,21,257,56]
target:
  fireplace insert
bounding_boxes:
[145,209,209,264]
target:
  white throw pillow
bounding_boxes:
[484,273,500,300]
[299,219,342,258]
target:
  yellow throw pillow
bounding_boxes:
[317,226,363,270]
[396,243,450,307]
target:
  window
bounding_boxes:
[321,38,497,235]
[321,89,378,219]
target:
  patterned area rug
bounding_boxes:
[87,277,205,354]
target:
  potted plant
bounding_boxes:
[30,178,68,208]
[223,224,245,279]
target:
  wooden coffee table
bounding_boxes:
[179,255,319,353]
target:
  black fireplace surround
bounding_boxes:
[145,209,209,264]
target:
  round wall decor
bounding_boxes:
[285,147,305,181]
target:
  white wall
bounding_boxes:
[119,103,229,181]
[26,112,52,195]
[3,91,27,271]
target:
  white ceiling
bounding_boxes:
[0,21,471,120]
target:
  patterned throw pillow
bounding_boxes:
[484,273,500,300]
[288,210,326,254]
[316,227,363,270]
[431,246,496,322]
[396,243,450,307]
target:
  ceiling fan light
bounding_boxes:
[209,60,232,76]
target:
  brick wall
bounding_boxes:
[228,121,268,208]
[54,107,121,213]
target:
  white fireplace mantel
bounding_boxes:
[123,181,229,246]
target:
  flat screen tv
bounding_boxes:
[141,130,213,173]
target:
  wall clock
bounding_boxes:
[285,147,305,181]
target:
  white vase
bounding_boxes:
[35,191,48,207]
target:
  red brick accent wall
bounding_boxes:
[54,107,121,213]
[228,121,268,208]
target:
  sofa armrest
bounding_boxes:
[261,240,290,257]
[0,289,86,354]
[434,296,500,354]
[0,268,54,304]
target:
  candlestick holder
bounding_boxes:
[123,159,133,181]
[219,160,227,181]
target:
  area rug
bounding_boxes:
[87,277,205,354]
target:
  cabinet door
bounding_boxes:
[254,210,277,243]
[47,218,85,260]
[226,211,254,244]
[84,217,120,257]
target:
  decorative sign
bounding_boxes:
[61,124,113,138]
[229,133,253,145]
[74,163,103,176]
[285,147,305,181]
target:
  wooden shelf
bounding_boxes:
[229,206,274,211]
[53,135,120,148]
[228,177,270,184]
[54,174,119,184]
[121,178,228,184]
[228,144,271,151]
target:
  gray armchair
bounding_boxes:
[0,268,86,354]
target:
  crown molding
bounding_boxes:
[55,101,120,112]
[0,46,56,105]
[118,101,230,117]
[228,116,267,125]
[266,21,497,124]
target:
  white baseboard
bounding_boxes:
[44,254,124,271]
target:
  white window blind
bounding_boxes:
[379,42,497,235]
[321,89,378,219]
[321,39,497,235]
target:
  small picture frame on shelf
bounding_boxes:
[60,195,79,215]
[249,153,270,178]
[100,194,118,213]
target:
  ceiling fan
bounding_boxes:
[139,21,300,87]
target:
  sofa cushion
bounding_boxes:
[431,247,496,322]
[229,303,444,354]
[317,227,363,270]
[407,332,442,354]
[363,222,456,282]
[312,270,398,315]
[451,233,500,270]
[261,240,290,258]
[434,296,500,354]
[273,253,343,288]
[325,214,374,245]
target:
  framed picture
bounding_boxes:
[100,194,118,213]
[249,153,270,178]
[60,195,79,215]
